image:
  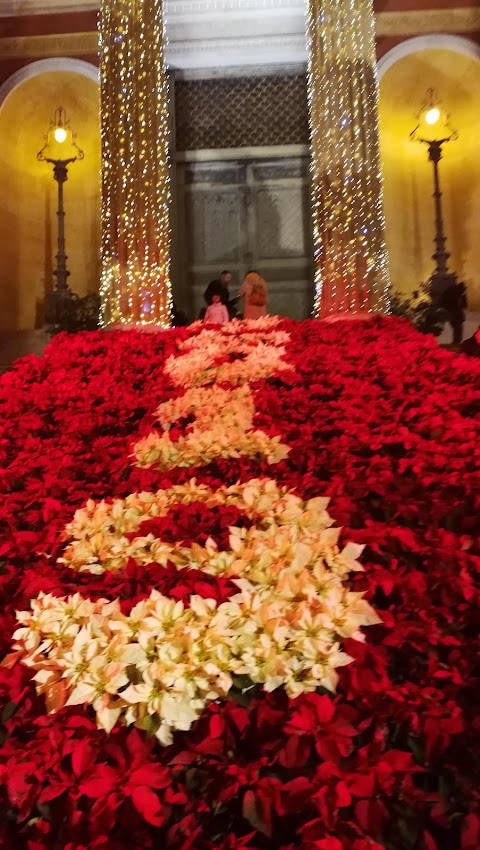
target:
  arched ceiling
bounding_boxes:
[379,48,480,155]
[0,70,99,175]
[0,69,101,329]
[378,48,480,306]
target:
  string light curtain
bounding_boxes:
[99,0,172,327]
[307,0,390,317]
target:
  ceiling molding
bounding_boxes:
[0,0,479,30]
[377,8,480,37]
[0,0,89,13]
[0,0,304,15]
[0,32,98,59]
[0,31,308,70]
[0,5,478,71]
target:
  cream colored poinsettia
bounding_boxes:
[10,318,383,744]
[133,384,290,471]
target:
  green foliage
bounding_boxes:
[389,282,447,337]
[46,292,189,333]
[45,290,100,335]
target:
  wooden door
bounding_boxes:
[177,156,313,320]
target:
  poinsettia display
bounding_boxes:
[0,316,479,850]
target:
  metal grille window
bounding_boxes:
[174,74,309,151]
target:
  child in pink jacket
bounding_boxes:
[204,294,229,324]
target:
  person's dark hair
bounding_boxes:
[203,279,223,305]
[220,270,231,277]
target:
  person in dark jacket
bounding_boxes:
[219,270,240,319]
[441,280,467,345]
[460,326,480,358]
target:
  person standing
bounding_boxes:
[220,270,232,291]
[441,280,467,345]
[238,271,268,320]
[219,270,240,319]
[460,326,480,358]
[199,279,224,320]
[204,293,229,324]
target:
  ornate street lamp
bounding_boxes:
[37,107,84,318]
[410,89,458,298]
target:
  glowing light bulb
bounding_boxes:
[54,127,67,143]
[425,107,440,126]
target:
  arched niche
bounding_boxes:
[377,35,480,309]
[0,59,100,331]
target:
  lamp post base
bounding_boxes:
[44,286,76,332]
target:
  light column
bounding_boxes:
[307,0,390,317]
[99,0,172,328]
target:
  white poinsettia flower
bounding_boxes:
[12,321,384,746]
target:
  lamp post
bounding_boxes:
[37,107,84,314]
[410,89,458,298]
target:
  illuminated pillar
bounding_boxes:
[307,0,390,317]
[99,0,172,327]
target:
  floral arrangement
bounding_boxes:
[133,385,289,469]
[13,477,376,744]
[10,320,378,749]
[0,316,479,850]
[164,319,292,387]
[134,322,291,469]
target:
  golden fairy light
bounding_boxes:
[307,0,390,317]
[98,0,173,328]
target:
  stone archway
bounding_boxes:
[0,58,99,108]
[0,59,100,332]
[377,34,480,319]
[377,34,480,80]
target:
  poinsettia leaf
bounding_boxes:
[131,785,164,827]
[38,782,68,803]
[209,714,225,739]
[462,813,480,849]
[71,740,94,778]
[278,734,311,768]
[126,728,152,762]
[242,790,272,837]
[423,831,437,850]
[79,766,117,798]
[129,764,170,790]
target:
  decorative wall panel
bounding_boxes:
[185,190,245,265]
[174,74,309,150]
[254,184,308,259]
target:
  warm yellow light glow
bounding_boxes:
[0,72,100,331]
[379,50,480,311]
[425,107,440,126]
[98,0,172,328]
[54,126,67,143]
[307,0,390,317]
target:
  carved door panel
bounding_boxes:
[182,162,247,319]
[247,160,314,320]
[180,158,313,320]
